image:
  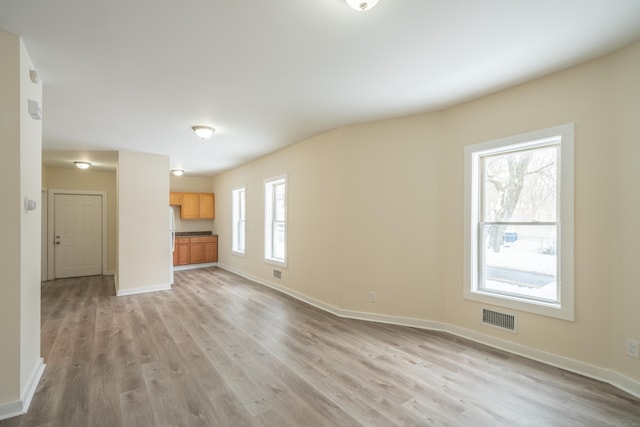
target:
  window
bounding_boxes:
[264,175,287,266]
[232,186,246,255]
[464,124,574,320]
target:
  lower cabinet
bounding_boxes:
[174,238,191,265]
[174,235,218,266]
[190,240,204,264]
[204,239,218,262]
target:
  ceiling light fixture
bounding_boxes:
[171,169,184,176]
[192,125,214,140]
[74,161,91,169]
[345,0,379,11]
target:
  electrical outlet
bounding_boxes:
[369,291,377,303]
[627,339,640,359]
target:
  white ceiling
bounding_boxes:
[2,0,640,176]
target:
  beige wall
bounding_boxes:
[213,112,446,318]
[212,41,640,386]
[610,42,640,382]
[0,29,22,406]
[170,175,215,233]
[43,167,117,274]
[117,151,170,293]
[0,31,42,412]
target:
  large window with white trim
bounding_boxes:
[464,124,574,320]
[232,186,246,255]
[264,175,287,266]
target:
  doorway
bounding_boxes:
[47,190,107,280]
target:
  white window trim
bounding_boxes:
[463,124,574,321]
[264,174,287,267]
[232,185,246,257]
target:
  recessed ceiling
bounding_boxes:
[2,0,640,175]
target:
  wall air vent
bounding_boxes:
[482,308,517,333]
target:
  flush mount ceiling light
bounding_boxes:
[192,125,215,140]
[74,161,91,169]
[345,0,379,11]
[171,169,184,176]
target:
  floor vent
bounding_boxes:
[482,308,517,333]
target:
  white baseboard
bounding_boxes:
[217,264,640,399]
[0,358,45,421]
[116,283,172,297]
[174,262,218,272]
[609,371,640,399]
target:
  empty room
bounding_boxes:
[1,1,640,425]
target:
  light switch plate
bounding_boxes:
[28,99,41,120]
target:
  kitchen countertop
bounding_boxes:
[175,231,217,237]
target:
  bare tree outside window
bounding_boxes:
[484,146,557,253]
[479,143,559,302]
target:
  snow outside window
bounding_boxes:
[464,124,574,320]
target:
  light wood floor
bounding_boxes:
[3,268,639,426]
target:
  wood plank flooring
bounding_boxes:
[2,267,639,426]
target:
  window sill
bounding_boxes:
[464,289,574,321]
[264,258,287,268]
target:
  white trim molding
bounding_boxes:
[463,123,574,321]
[218,263,640,399]
[174,262,218,272]
[116,283,172,297]
[0,358,45,421]
[609,371,640,399]
[263,174,288,267]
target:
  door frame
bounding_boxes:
[47,189,108,280]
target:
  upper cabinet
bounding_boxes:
[181,193,199,219]
[169,192,182,206]
[198,193,215,219]
[172,192,215,220]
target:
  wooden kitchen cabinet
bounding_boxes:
[175,237,191,265]
[173,235,218,266]
[199,193,215,219]
[190,241,204,264]
[204,238,218,262]
[178,192,215,219]
[169,192,182,206]
[180,193,200,219]
[191,236,218,263]
[190,236,218,263]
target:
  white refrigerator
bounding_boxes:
[169,207,176,285]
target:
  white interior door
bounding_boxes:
[54,194,103,278]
